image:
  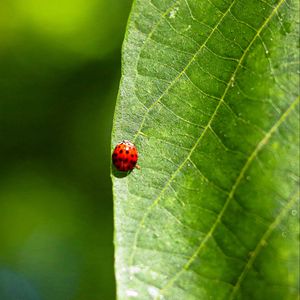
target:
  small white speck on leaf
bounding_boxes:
[150,271,159,280]
[148,286,163,299]
[126,290,139,297]
[129,266,141,274]
[169,7,179,19]
[230,76,235,87]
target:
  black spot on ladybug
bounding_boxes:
[126,150,129,154]
[131,154,134,157]
[119,150,123,154]
[124,159,128,163]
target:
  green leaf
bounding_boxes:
[111,0,300,299]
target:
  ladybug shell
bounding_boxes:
[112,140,138,172]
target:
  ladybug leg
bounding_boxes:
[135,164,141,170]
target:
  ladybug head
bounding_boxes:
[122,140,133,146]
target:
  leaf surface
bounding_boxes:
[111,0,300,299]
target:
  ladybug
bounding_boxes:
[112,140,140,172]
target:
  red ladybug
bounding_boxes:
[112,140,139,172]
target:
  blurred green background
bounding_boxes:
[0,1,132,299]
